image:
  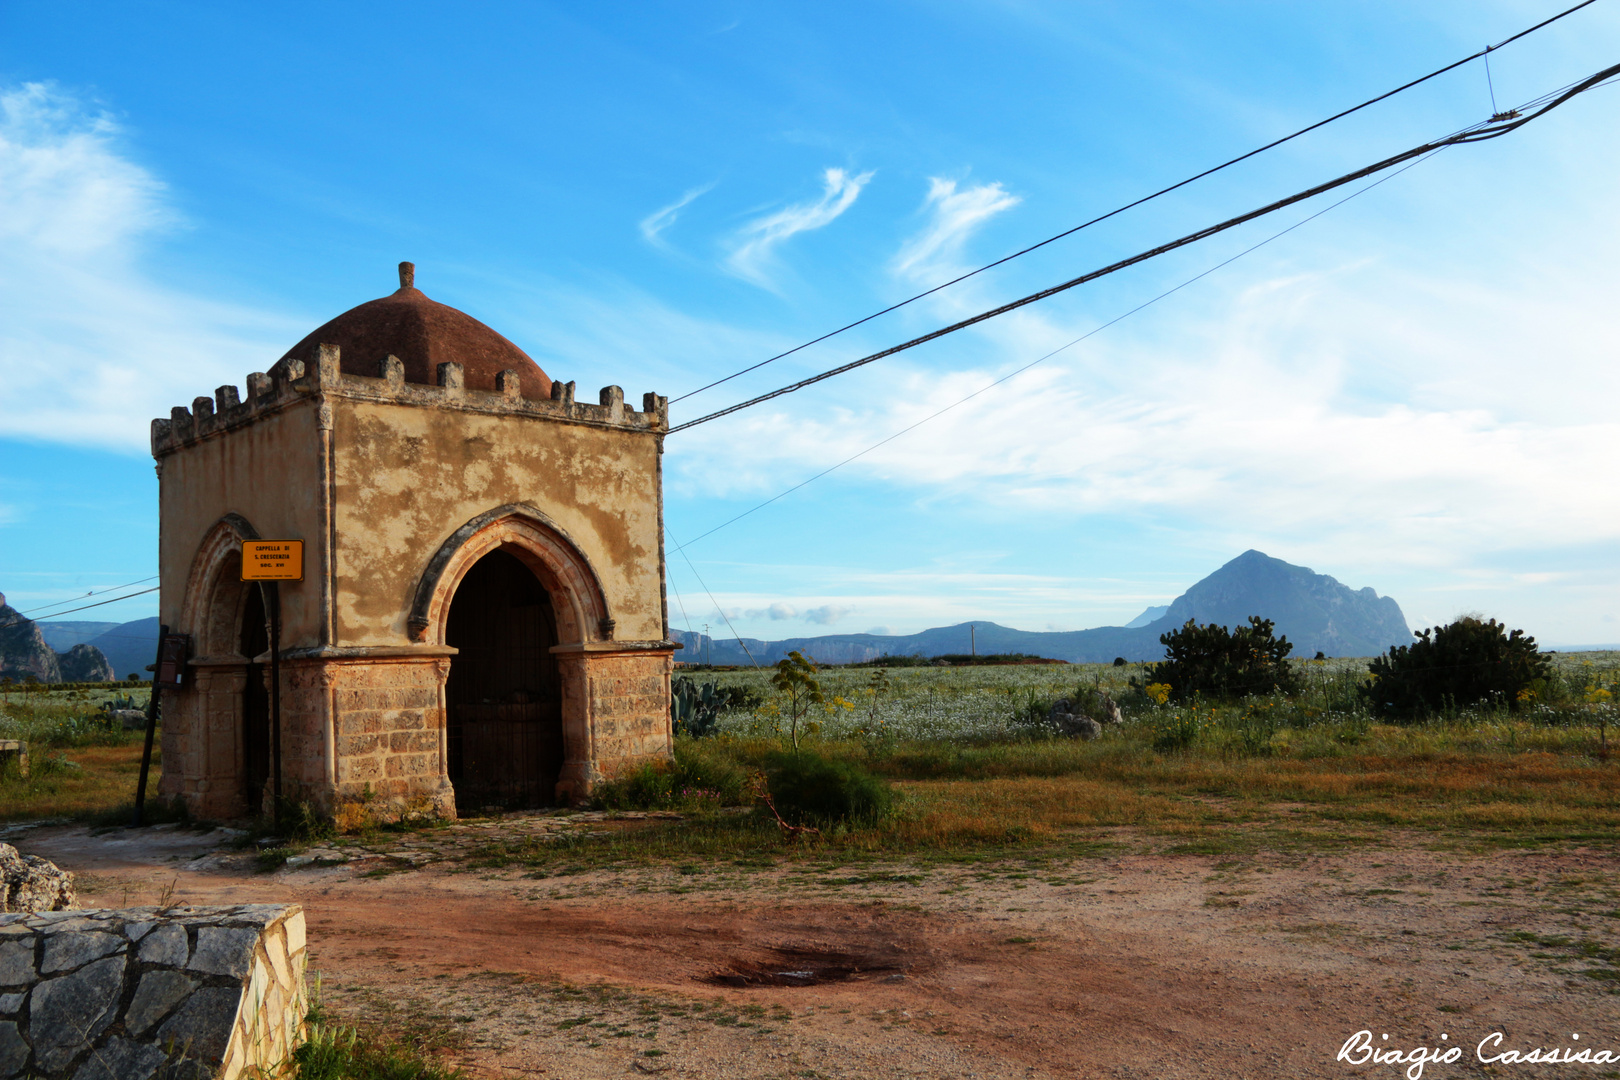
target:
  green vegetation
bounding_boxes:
[0,684,157,822]
[590,740,748,812]
[1366,616,1553,719]
[295,979,466,1079]
[670,676,730,738]
[1143,616,1302,701]
[762,749,893,826]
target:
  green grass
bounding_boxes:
[291,976,468,1079]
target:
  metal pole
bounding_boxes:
[268,581,283,830]
[132,624,168,827]
[970,624,976,659]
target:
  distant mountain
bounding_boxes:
[89,617,162,681]
[36,621,120,651]
[671,551,1411,666]
[1159,549,1411,659]
[0,592,62,681]
[1124,605,1169,628]
[0,593,122,682]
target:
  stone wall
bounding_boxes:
[0,904,306,1080]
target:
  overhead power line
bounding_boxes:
[0,586,162,632]
[6,576,161,620]
[672,149,1444,552]
[667,62,1620,436]
[668,0,1601,407]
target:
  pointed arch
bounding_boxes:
[409,504,613,648]
[180,513,262,659]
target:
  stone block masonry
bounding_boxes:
[0,904,306,1079]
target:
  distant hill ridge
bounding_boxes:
[671,550,1412,666]
[0,592,116,682]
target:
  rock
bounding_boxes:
[1062,713,1102,740]
[125,969,197,1036]
[156,987,239,1063]
[0,1019,28,1077]
[0,939,35,986]
[71,1035,168,1080]
[29,954,126,1072]
[0,844,75,914]
[56,644,114,683]
[187,926,257,978]
[1048,699,1101,739]
[41,931,124,973]
[1096,691,1123,725]
[137,924,188,967]
[112,709,149,731]
[0,593,60,683]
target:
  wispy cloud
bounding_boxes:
[893,177,1020,284]
[745,601,800,621]
[0,82,301,451]
[638,182,715,249]
[725,167,873,287]
[803,604,854,626]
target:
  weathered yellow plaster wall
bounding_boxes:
[159,402,326,650]
[331,400,664,646]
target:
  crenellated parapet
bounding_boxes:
[151,342,669,457]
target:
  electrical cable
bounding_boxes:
[670,149,1446,553]
[6,576,160,620]
[668,535,760,668]
[667,61,1620,436]
[0,586,162,631]
[668,0,1601,407]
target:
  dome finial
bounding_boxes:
[398,261,415,290]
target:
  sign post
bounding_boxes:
[242,540,302,831]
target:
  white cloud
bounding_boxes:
[667,232,1620,580]
[745,601,799,621]
[892,177,1020,284]
[638,182,715,249]
[725,167,873,287]
[0,82,302,451]
[803,604,854,626]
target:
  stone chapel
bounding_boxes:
[151,263,675,820]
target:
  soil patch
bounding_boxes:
[12,819,1620,1079]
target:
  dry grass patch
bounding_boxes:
[0,742,158,822]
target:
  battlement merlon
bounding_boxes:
[150,343,669,457]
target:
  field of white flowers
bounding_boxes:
[691,651,1620,745]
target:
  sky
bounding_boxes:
[1,1,1617,648]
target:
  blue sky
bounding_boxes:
[2,1,1617,646]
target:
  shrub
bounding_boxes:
[1363,616,1551,719]
[1149,709,1203,751]
[1142,617,1301,701]
[763,749,893,826]
[592,740,748,811]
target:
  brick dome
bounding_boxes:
[280,263,551,399]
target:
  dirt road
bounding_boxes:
[11,818,1617,1079]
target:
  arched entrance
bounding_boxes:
[444,548,563,810]
[240,583,271,811]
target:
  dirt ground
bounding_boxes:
[8,816,1618,1080]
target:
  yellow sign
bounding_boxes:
[242,540,305,581]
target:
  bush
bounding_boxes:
[592,740,748,811]
[1142,616,1301,701]
[1364,616,1551,719]
[764,750,893,826]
